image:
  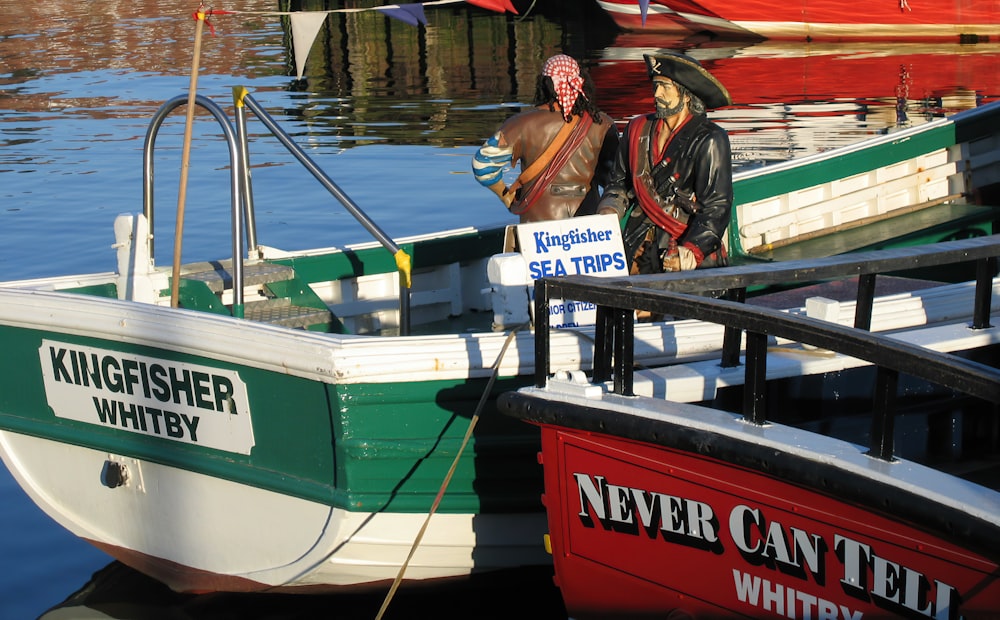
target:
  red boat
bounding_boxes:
[500,238,1000,618]
[595,0,1000,41]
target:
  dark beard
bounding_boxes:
[655,99,685,119]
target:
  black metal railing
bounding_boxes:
[533,235,1000,461]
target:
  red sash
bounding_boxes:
[510,113,595,216]
[626,114,692,239]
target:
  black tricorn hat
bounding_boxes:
[644,52,732,109]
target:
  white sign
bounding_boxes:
[39,340,255,454]
[515,213,629,328]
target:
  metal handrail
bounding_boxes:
[143,94,245,314]
[233,88,412,335]
[140,90,413,334]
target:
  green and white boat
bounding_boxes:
[0,91,997,594]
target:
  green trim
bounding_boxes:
[265,276,347,333]
[176,278,230,314]
[732,122,955,207]
[270,228,507,284]
[63,282,118,298]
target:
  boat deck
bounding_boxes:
[754,202,998,263]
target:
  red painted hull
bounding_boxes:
[596,0,1000,40]
[536,425,1000,618]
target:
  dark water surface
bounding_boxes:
[1,0,999,617]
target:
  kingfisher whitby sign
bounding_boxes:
[40,340,255,454]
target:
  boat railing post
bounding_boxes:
[232,87,259,257]
[613,308,634,396]
[972,256,997,329]
[534,279,550,388]
[592,305,613,384]
[854,273,877,330]
[742,331,768,425]
[867,367,899,461]
[720,287,746,367]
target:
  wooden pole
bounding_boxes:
[170,9,206,307]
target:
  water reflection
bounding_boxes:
[40,561,567,619]
[271,7,1000,169]
[277,0,619,148]
[3,0,997,165]
[0,0,285,118]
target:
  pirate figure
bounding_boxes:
[472,54,620,223]
[598,51,733,273]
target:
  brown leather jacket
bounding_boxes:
[498,107,620,223]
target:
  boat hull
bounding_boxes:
[0,288,554,591]
[0,431,548,593]
[595,0,1000,40]
[529,415,1000,618]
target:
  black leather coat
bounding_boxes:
[600,112,732,263]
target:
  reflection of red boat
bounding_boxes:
[592,36,1000,167]
[592,36,1000,110]
[596,0,1000,41]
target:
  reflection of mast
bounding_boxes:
[895,63,911,126]
[277,1,579,147]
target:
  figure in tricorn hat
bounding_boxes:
[598,51,733,281]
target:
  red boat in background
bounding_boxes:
[595,0,1000,41]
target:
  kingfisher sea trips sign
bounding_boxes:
[515,213,628,328]
[550,433,999,619]
[39,340,255,454]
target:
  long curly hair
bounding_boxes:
[534,63,608,124]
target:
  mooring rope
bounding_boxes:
[374,324,524,619]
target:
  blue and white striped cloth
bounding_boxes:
[472,133,513,187]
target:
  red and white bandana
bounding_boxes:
[543,54,586,121]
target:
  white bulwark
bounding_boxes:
[39,340,255,454]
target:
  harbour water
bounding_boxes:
[1,0,998,616]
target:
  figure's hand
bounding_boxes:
[662,246,697,271]
[501,189,514,209]
[487,180,513,208]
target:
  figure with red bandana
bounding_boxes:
[598,52,733,274]
[472,54,620,223]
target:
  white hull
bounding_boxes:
[0,431,549,592]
